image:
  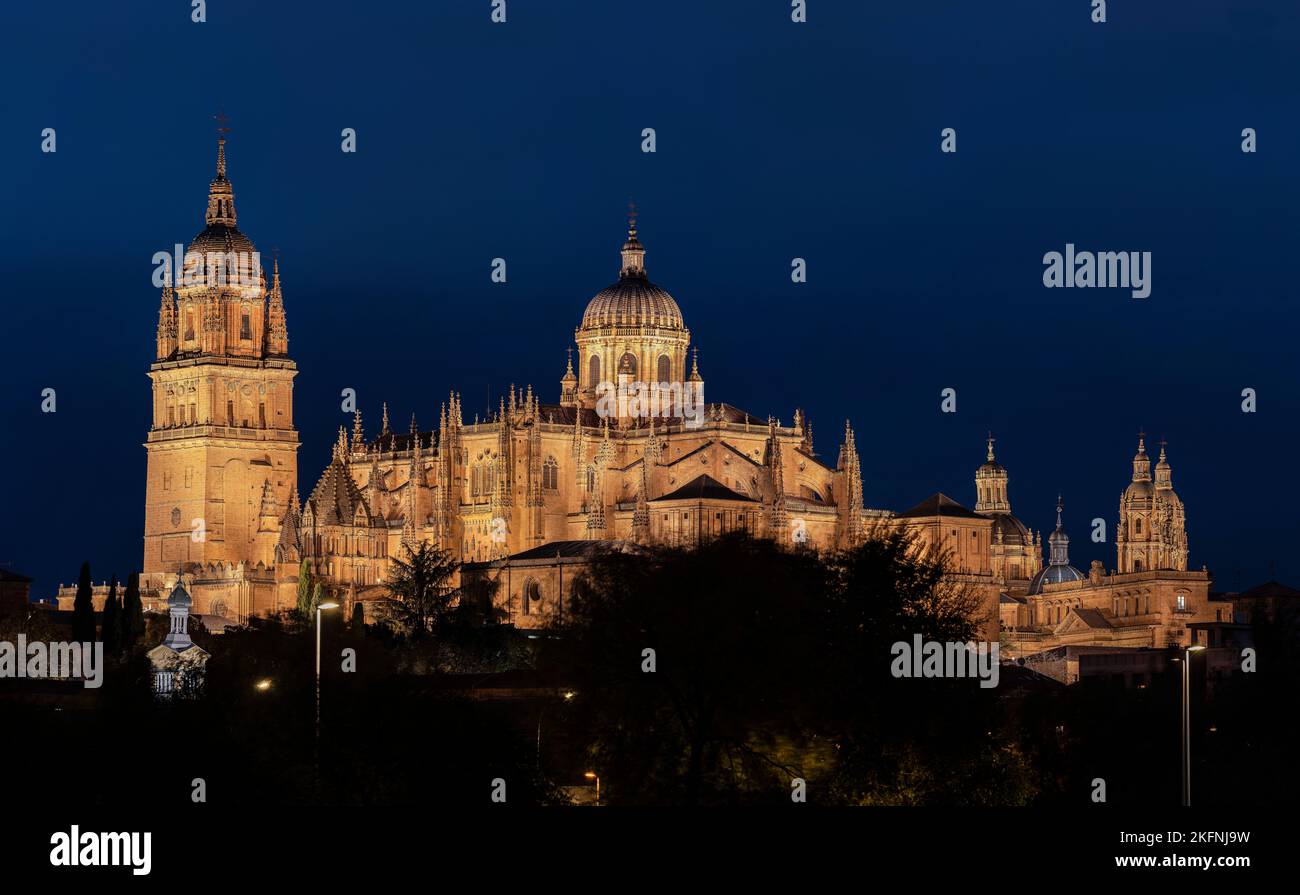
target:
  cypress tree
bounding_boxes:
[121,572,146,649]
[350,601,365,629]
[72,561,95,642]
[296,563,313,619]
[100,575,121,655]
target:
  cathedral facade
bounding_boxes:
[140,139,867,622]
[133,140,1231,659]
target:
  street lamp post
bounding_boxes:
[584,771,600,806]
[314,600,339,798]
[315,600,340,738]
[1178,643,1206,807]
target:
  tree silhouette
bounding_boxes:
[72,561,95,642]
[295,563,314,620]
[121,572,146,649]
[100,575,121,655]
[540,528,1028,805]
[385,542,460,636]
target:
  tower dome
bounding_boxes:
[1123,434,1154,499]
[181,136,260,288]
[579,217,685,331]
[572,212,694,411]
[1027,496,1085,594]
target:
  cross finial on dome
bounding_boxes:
[1137,426,1146,451]
[627,200,638,238]
[986,431,996,462]
[213,110,230,178]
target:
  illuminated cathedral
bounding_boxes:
[138,138,866,622]
[133,138,1231,655]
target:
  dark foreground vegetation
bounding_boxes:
[1,531,1296,807]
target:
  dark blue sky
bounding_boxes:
[2,1,1296,596]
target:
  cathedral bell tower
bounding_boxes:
[1116,434,1188,573]
[142,134,300,616]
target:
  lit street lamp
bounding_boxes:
[314,600,340,799]
[316,600,340,737]
[584,771,600,806]
[1174,643,1206,806]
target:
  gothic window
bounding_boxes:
[588,354,600,388]
[184,310,195,341]
[586,466,595,492]
[657,354,671,385]
[543,456,558,490]
[1135,517,1143,535]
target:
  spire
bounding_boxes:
[381,402,391,437]
[352,408,364,448]
[767,417,788,542]
[1047,495,1070,566]
[265,257,289,356]
[688,347,703,382]
[986,431,996,462]
[619,203,646,278]
[205,118,237,227]
[156,282,178,359]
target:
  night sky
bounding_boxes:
[2,1,1296,597]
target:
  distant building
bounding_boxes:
[0,569,33,617]
[53,582,166,614]
[147,579,209,699]
[1228,580,1300,624]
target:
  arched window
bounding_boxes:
[588,354,600,388]
[522,578,541,615]
[543,456,558,490]
[619,353,637,377]
[1135,517,1143,536]
[657,354,671,385]
[240,305,252,340]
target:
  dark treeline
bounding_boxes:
[2,536,1297,807]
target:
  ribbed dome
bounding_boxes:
[991,512,1030,546]
[580,220,685,331]
[1124,479,1154,499]
[582,277,684,330]
[1027,563,1086,594]
[188,223,256,258]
